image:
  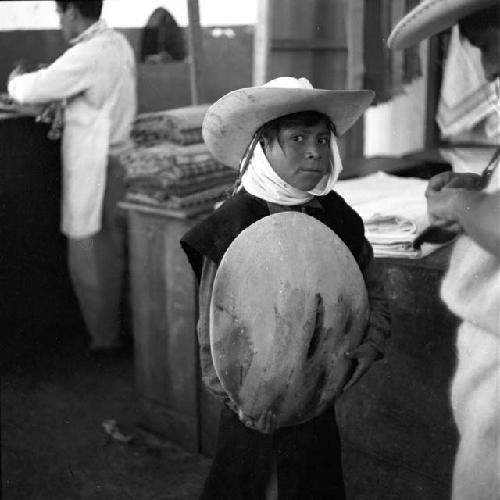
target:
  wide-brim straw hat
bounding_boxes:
[388,0,499,50]
[202,77,374,168]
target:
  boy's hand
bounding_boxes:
[238,408,277,434]
[343,343,379,392]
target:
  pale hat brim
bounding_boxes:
[388,0,498,50]
[202,86,374,168]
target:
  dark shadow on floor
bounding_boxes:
[1,338,211,500]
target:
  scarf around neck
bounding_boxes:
[240,132,343,205]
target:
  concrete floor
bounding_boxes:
[1,339,211,500]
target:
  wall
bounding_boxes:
[0,26,254,110]
[0,1,257,29]
[364,42,429,157]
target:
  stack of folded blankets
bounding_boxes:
[122,104,238,216]
[335,171,446,258]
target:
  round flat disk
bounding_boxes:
[210,212,369,427]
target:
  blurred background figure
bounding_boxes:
[389,2,500,500]
[8,0,137,354]
[140,7,186,64]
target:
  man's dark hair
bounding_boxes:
[459,5,500,43]
[259,111,335,151]
[56,1,103,20]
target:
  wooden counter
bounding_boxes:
[124,202,459,499]
[337,246,459,500]
[2,114,83,364]
[123,203,208,453]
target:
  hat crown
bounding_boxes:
[263,77,314,90]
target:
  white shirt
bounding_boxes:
[8,20,137,238]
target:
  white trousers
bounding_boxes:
[451,321,500,500]
[67,156,128,349]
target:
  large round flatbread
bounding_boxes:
[210,212,369,427]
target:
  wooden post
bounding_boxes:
[187,0,204,104]
[253,0,271,85]
[424,37,442,149]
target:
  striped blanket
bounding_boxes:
[132,104,210,146]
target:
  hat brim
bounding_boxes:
[202,87,374,168]
[388,0,498,50]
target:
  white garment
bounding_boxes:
[440,167,500,500]
[440,147,499,175]
[437,26,499,141]
[8,20,137,238]
[240,135,343,206]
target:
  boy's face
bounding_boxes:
[264,121,331,192]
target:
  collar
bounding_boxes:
[70,19,109,46]
[243,189,324,215]
[266,197,323,215]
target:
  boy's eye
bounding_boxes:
[291,135,303,142]
[318,137,329,145]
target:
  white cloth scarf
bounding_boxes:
[240,132,343,205]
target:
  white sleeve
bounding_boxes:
[8,43,95,104]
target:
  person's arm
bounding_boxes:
[426,174,500,257]
[344,239,391,391]
[357,239,391,355]
[8,43,94,104]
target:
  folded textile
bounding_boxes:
[370,243,421,258]
[127,170,237,196]
[335,171,442,258]
[121,142,215,178]
[126,183,232,215]
[161,104,210,145]
[364,214,417,244]
[132,111,172,145]
[437,26,499,142]
[132,104,210,146]
[366,214,421,258]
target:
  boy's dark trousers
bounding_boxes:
[200,405,345,500]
